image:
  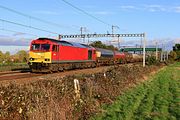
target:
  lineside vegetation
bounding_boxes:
[92,62,180,120]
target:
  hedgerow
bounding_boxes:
[92,62,180,120]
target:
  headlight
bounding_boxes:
[29,58,34,61]
[45,58,50,61]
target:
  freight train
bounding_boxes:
[28,38,142,72]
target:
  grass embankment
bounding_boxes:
[92,62,180,120]
[0,63,29,72]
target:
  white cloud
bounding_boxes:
[174,38,180,43]
[174,6,180,13]
[0,36,31,46]
[13,32,26,36]
[119,4,180,13]
[120,5,137,9]
[144,5,166,12]
[119,5,139,11]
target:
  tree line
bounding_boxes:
[0,50,28,63]
[89,41,118,50]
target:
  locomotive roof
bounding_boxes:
[37,38,93,49]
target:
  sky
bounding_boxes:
[0,0,180,54]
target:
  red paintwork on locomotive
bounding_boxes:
[59,46,88,61]
[29,38,132,72]
[114,51,126,59]
[30,38,96,62]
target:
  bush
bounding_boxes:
[146,56,158,65]
[169,51,177,61]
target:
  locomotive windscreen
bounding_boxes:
[31,44,50,51]
[31,44,40,50]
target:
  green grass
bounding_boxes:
[0,63,29,71]
[91,62,180,120]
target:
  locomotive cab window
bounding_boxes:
[41,44,50,51]
[52,45,59,52]
[31,44,40,50]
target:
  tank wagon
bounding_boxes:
[124,53,143,63]
[95,48,125,65]
[28,38,126,72]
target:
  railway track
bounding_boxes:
[0,65,113,81]
[0,63,142,82]
[0,71,42,81]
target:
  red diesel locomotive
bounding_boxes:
[28,38,126,72]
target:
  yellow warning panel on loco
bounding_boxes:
[29,51,51,63]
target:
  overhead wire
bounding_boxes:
[0,4,79,30]
[0,1,112,36]
[0,18,59,35]
[0,28,38,37]
[58,0,112,27]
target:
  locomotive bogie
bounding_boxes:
[30,61,96,73]
[29,62,50,72]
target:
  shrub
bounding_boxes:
[169,51,177,61]
[146,56,158,65]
